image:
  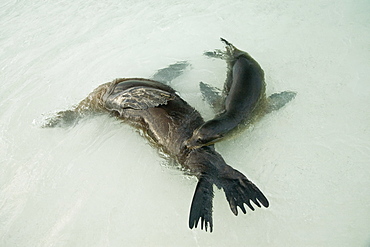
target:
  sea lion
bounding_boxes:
[44,61,191,128]
[186,38,296,149]
[43,69,269,232]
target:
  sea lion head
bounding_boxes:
[186,119,227,149]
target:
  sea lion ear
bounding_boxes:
[105,86,175,111]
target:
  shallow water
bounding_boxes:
[1,0,370,246]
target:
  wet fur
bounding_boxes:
[187,38,296,148]
[44,78,269,232]
[187,39,267,148]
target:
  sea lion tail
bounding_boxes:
[220,37,253,61]
[216,166,269,216]
[220,37,233,46]
[189,174,214,232]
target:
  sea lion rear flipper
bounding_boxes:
[203,38,243,61]
[199,81,223,111]
[265,91,297,114]
[217,168,269,216]
[150,61,190,84]
[203,49,227,59]
[189,175,214,232]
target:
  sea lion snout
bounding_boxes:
[185,128,203,149]
[186,121,225,149]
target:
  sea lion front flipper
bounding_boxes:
[199,81,223,111]
[189,175,214,232]
[150,61,190,84]
[217,168,269,216]
[265,91,297,114]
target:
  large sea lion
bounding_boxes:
[186,38,296,149]
[43,64,269,232]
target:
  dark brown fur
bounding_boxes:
[44,78,269,232]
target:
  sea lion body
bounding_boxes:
[44,77,269,232]
[103,78,200,159]
[225,55,265,117]
[187,38,295,148]
[187,39,266,148]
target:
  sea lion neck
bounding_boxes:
[215,111,242,132]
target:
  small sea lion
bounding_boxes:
[43,64,269,232]
[186,38,296,149]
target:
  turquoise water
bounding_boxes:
[1,1,369,246]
